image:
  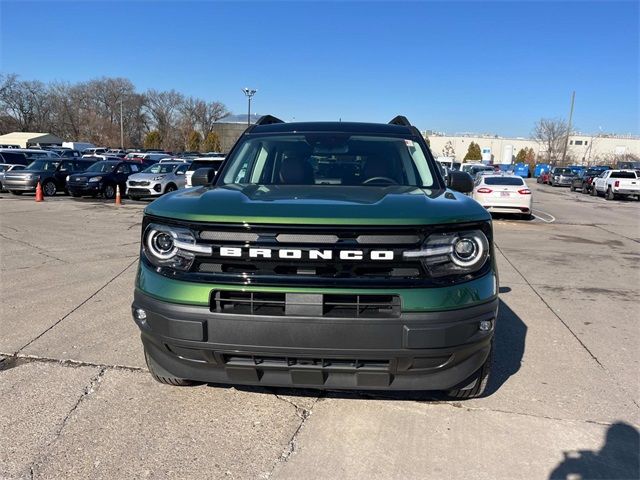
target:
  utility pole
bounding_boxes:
[119,98,124,150]
[242,88,257,126]
[560,91,575,166]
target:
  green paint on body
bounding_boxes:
[145,184,491,225]
[136,262,497,311]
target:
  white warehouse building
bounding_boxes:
[426,133,640,165]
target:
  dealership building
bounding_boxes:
[425,133,640,165]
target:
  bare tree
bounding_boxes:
[532,118,569,164]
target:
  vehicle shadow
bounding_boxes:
[548,422,639,480]
[219,297,527,402]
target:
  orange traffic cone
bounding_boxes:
[35,181,44,202]
[115,185,122,206]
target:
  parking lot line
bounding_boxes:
[532,209,556,223]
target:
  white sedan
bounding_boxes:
[472,174,532,218]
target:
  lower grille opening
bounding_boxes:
[211,291,401,318]
[223,354,390,371]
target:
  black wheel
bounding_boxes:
[447,345,493,399]
[103,183,116,199]
[0,182,3,192]
[164,184,177,194]
[9,190,23,195]
[145,349,196,386]
[42,180,57,196]
[606,187,615,201]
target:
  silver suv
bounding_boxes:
[126,162,189,200]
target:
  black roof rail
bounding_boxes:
[255,115,285,126]
[388,115,412,127]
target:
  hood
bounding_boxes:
[145,185,490,225]
[128,172,165,181]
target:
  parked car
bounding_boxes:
[185,157,225,187]
[124,152,171,163]
[67,160,145,199]
[132,114,497,399]
[3,158,95,196]
[48,148,82,158]
[548,167,575,187]
[0,164,26,191]
[537,170,550,184]
[0,150,29,166]
[591,170,640,200]
[82,147,108,155]
[472,174,532,218]
[126,162,189,200]
[570,166,610,193]
[0,148,60,160]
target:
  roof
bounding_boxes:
[0,132,63,147]
[250,121,414,135]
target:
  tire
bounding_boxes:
[42,180,57,196]
[9,190,23,195]
[103,183,116,199]
[145,349,196,387]
[447,345,493,399]
[164,183,177,194]
[606,187,615,201]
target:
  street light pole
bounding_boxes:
[118,98,124,150]
[242,88,257,126]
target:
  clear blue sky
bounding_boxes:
[1,1,638,137]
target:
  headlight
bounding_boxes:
[66,175,70,181]
[89,176,103,182]
[143,223,212,271]
[403,230,489,277]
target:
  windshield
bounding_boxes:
[26,160,60,171]
[143,163,178,174]
[484,177,525,186]
[220,134,436,187]
[85,161,117,173]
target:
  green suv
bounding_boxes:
[132,116,498,398]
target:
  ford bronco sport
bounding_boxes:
[132,116,499,398]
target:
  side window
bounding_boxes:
[130,164,140,172]
[59,160,75,172]
[116,164,130,174]
[177,164,189,174]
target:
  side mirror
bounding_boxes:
[447,170,474,193]
[191,167,216,186]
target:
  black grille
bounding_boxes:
[223,354,390,371]
[211,290,401,318]
[129,180,150,186]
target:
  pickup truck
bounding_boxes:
[592,170,640,200]
[131,115,498,399]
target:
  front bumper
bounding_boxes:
[126,183,162,197]
[4,178,38,191]
[67,182,102,194]
[133,287,498,391]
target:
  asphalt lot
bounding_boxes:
[1,182,639,479]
